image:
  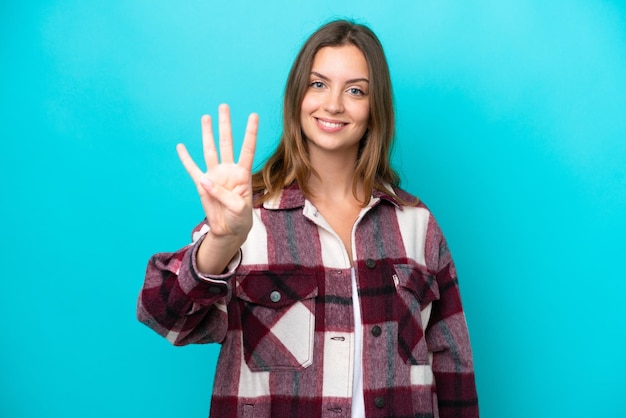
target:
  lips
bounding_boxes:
[315,117,347,132]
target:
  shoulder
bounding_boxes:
[385,186,446,239]
[383,185,426,210]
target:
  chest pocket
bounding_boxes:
[234,269,318,371]
[394,264,440,365]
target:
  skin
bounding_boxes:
[301,44,371,263]
[176,104,258,274]
[178,44,371,272]
[301,44,370,166]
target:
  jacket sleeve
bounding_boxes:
[425,216,479,418]
[136,221,240,346]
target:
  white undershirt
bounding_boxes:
[350,268,365,417]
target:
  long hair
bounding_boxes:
[252,19,414,206]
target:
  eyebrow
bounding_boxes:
[310,71,369,84]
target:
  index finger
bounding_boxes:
[237,112,258,171]
[201,114,219,169]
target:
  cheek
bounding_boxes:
[300,93,316,115]
[353,102,370,126]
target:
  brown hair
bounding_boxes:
[252,19,414,206]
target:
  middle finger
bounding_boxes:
[218,103,234,164]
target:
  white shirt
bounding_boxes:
[351,268,365,417]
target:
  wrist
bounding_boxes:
[195,230,245,275]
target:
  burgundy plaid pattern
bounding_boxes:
[137,183,478,417]
[236,268,319,371]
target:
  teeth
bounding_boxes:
[318,119,344,129]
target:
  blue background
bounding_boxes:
[2,1,625,417]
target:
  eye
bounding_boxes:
[347,87,365,96]
[310,81,325,89]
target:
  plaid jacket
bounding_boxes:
[137,183,478,418]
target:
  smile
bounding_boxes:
[315,118,347,130]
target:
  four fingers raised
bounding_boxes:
[178,104,258,178]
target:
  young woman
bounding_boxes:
[137,19,479,418]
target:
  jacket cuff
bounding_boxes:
[190,232,242,283]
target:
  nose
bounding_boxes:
[323,90,344,114]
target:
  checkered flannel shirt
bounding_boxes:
[137,183,478,417]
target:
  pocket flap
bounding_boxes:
[393,263,440,307]
[235,269,319,309]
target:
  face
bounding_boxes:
[300,44,370,161]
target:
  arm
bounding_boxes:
[425,220,479,417]
[136,224,239,345]
[177,104,258,275]
[137,104,258,345]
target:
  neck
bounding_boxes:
[307,155,364,203]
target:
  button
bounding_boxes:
[374,397,385,408]
[371,325,382,337]
[270,291,281,302]
[208,286,222,294]
[365,259,376,269]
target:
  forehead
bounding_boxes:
[311,44,369,78]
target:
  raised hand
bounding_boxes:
[176,104,258,274]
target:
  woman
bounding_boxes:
[137,19,478,418]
